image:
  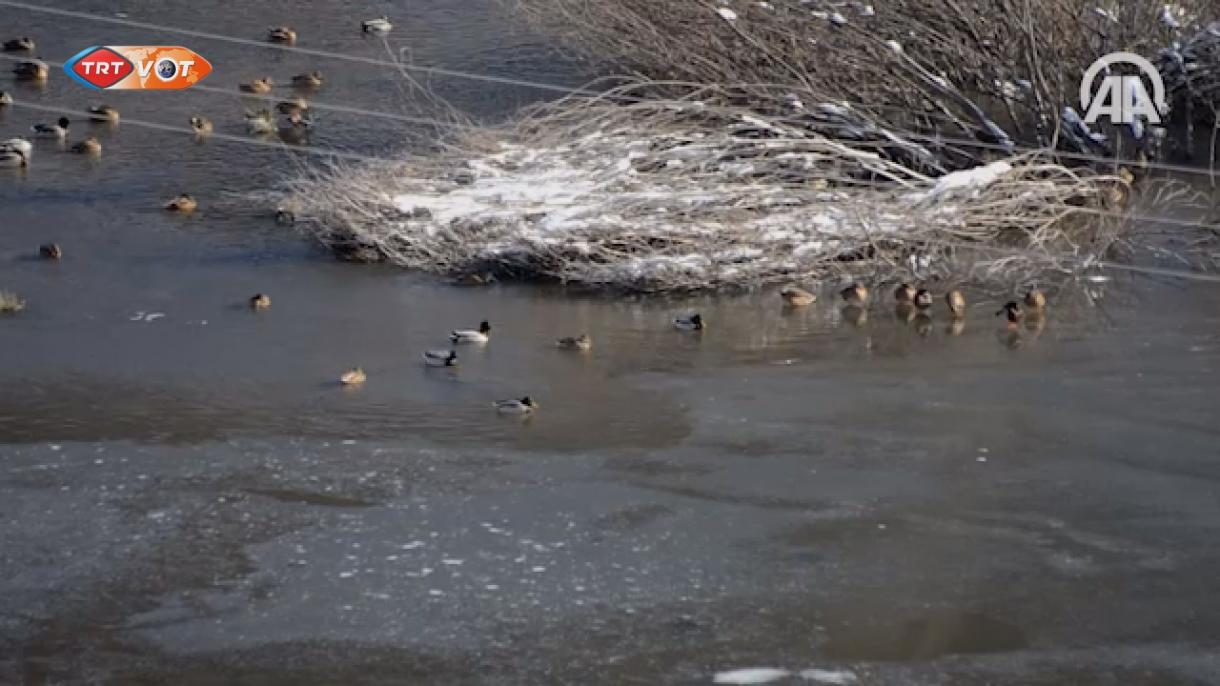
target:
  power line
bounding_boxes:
[0,0,598,96]
[0,52,466,128]
[5,100,396,163]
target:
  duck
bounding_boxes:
[240,77,274,94]
[38,243,62,260]
[995,301,1024,324]
[673,313,705,331]
[164,193,197,212]
[450,320,491,343]
[86,104,120,123]
[249,293,271,310]
[1023,289,1046,310]
[780,285,816,307]
[945,290,966,318]
[840,282,869,305]
[913,288,933,310]
[945,317,965,336]
[12,59,48,81]
[0,91,13,105]
[3,37,35,52]
[275,208,295,224]
[1,136,32,156]
[69,137,102,155]
[913,313,933,337]
[894,283,916,302]
[556,334,593,351]
[339,367,366,386]
[423,349,459,367]
[278,110,313,135]
[267,26,297,44]
[31,117,69,139]
[275,97,309,115]
[453,273,496,286]
[362,16,393,34]
[291,71,324,88]
[245,109,275,134]
[0,291,26,313]
[894,300,915,322]
[494,397,538,415]
[189,116,213,135]
[0,148,28,168]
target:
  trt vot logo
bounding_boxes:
[65,46,211,90]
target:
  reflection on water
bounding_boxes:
[821,610,1028,661]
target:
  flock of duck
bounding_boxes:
[0,17,396,167]
[3,25,1051,414]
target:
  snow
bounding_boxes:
[713,668,791,684]
[911,160,1013,203]
[799,668,857,684]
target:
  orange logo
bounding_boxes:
[65,46,211,90]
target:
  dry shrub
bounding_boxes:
[514,0,1216,154]
[283,86,1134,291]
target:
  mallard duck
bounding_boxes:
[945,290,966,318]
[423,349,459,367]
[86,104,120,123]
[0,91,13,105]
[12,59,48,81]
[995,301,1024,324]
[240,77,274,94]
[894,283,916,302]
[780,285,816,307]
[275,97,309,115]
[494,397,538,415]
[249,293,271,310]
[165,193,197,212]
[0,137,31,156]
[450,320,491,343]
[245,109,275,134]
[3,37,35,52]
[267,26,297,44]
[453,273,496,286]
[291,71,324,88]
[362,16,393,34]
[556,334,593,350]
[189,116,213,135]
[69,137,101,155]
[339,367,366,385]
[913,288,933,310]
[1023,289,1046,310]
[674,313,705,331]
[0,148,28,168]
[840,283,869,305]
[0,290,26,313]
[31,117,69,139]
[278,110,313,135]
[38,243,62,260]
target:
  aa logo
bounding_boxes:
[65,46,212,90]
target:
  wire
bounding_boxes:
[0,52,467,128]
[5,100,396,163]
[0,0,598,96]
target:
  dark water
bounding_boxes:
[4,1,1220,684]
